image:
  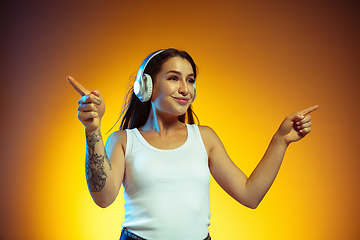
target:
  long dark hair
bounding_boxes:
[119,48,199,130]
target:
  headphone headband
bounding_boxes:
[134,49,165,88]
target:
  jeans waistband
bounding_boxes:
[120,228,211,240]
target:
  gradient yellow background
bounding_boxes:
[1,1,359,239]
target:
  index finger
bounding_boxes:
[299,105,320,116]
[66,76,90,96]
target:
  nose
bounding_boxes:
[178,79,189,96]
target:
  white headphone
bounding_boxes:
[133,49,196,102]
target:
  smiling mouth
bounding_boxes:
[173,97,190,104]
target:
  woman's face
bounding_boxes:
[151,56,195,117]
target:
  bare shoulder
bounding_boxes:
[198,125,222,153]
[198,125,219,139]
[105,130,127,152]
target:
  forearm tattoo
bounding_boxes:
[85,131,112,192]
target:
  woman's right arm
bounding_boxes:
[67,76,125,208]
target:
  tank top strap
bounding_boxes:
[125,129,135,161]
[186,124,208,158]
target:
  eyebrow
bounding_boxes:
[166,70,194,77]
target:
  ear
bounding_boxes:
[192,81,197,102]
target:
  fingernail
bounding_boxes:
[296,121,300,125]
[301,115,305,119]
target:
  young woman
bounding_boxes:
[67,48,319,240]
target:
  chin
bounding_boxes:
[176,106,190,115]
[169,109,186,119]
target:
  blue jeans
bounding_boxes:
[120,228,211,240]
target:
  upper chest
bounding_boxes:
[138,129,188,150]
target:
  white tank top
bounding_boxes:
[123,124,211,240]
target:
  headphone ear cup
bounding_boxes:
[134,49,165,102]
[140,73,153,102]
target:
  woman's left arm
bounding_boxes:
[202,105,319,209]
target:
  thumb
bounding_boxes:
[66,76,90,96]
[91,90,100,97]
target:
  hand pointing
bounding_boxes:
[67,76,105,131]
[67,75,90,96]
[276,105,319,144]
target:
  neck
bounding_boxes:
[141,106,184,135]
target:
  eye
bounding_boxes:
[187,78,195,84]
[168,75,178,81]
